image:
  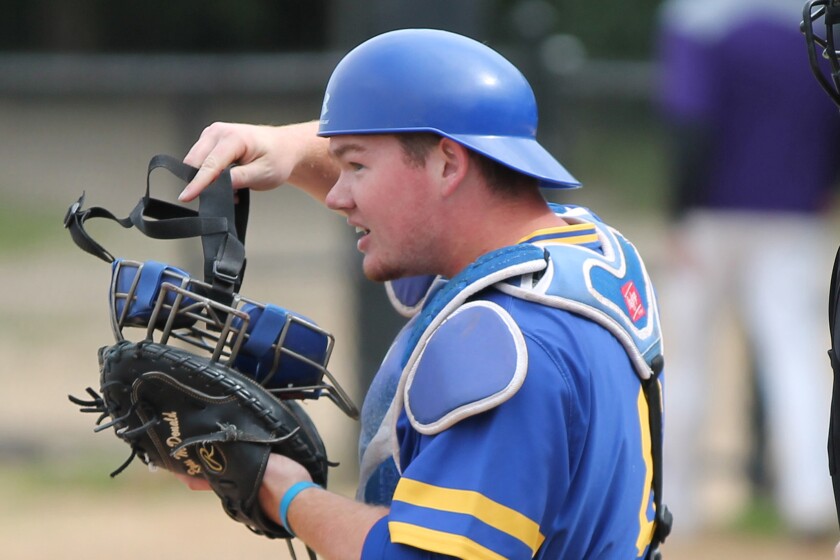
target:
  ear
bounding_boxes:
[434,138,470,197]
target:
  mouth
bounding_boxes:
[354,225,371,252]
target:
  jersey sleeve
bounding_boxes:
[362,516,459,559]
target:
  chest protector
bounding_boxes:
[363,204,671,557]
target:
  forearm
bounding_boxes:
[260,482,388,560]
[281,121,339,203]
[291,487,388,560]
[276,494,450,560]
[258,454,387,559]
[180,120,339,204]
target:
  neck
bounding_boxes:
[440,191,566,277]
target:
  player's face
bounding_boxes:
[325,134,446,282]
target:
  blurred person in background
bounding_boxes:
[656,0,840,538]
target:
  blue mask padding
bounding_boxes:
[112,259,194,327]
[234,303,328,391]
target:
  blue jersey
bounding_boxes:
[359,206,660,559]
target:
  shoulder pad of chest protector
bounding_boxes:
[404,300,528,435]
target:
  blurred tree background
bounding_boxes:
[0,0,661,58]
[0,0,329,52]
[0,0,670,216]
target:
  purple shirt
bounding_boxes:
[657,5,840,213]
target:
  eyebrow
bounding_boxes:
[330,142,366,160]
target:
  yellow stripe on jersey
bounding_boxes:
[517,223,599,246]
[392,478,545,555]
[389,521,508,560]
[635,385,656,556]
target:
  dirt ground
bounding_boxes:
[1,480,836,560]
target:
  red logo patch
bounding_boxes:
[621,280,646,323]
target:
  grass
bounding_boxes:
[0,194,65,256]
[0,451,183,507]
[728,495,787,536]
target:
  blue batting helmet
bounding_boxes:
[317,28,580,189]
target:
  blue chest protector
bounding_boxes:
[357,205,671,556]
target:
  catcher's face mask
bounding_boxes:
[803,0,840,109]
[109,258,356,416]
[65,154,358,419]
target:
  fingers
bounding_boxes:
[174,472,213,491]
[180,123,247,202]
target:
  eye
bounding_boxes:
[349,162,365,172]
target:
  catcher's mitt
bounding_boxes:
[70,339,330,540]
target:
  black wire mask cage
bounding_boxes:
[109,258,359,419]
[803,0,840,108]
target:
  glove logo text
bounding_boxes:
[199,443,227,474]
[162,411,202,475]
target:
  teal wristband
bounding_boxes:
[279,481,320,536]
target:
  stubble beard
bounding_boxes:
[361,256,408,283]
[361,246,437,283]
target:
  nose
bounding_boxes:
[325,173,353,214]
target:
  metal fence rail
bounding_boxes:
[0,52,654,100]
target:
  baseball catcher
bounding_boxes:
[64,154,358,559]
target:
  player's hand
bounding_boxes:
[180,120,336,204]
[180,122,299,202]
[174,472,213,491]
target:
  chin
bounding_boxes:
[361,262,391,283]
[362,259,407,283]
[363,269,402,283]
